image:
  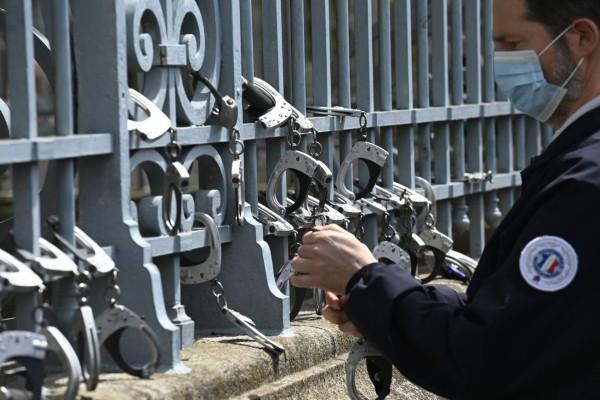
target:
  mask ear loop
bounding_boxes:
[561,57,585,88]
[537,23,585,88]
[538,23,575,57]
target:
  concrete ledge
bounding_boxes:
[44,282,466,399]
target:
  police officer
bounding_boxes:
[290,0,600,398]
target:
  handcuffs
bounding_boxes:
[48,218,161,387]
[180,212,285,355]
[0,249,49,400]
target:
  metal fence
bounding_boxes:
[0,0,549,375]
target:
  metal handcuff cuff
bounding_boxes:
[47,217,161,385]
[269,137,333,319]
[180,212,285,355]
[266,123,332,218]
[239,81,335,320]
[127,88,191,236]
[344,244,413,400]
[191,71,246,226]
[0,249,51,400]
[2,242,85,399]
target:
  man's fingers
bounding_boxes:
[289,271,312,288]
[325,291,342,310]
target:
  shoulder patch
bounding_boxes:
[519,236,578,292]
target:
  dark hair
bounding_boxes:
[525,0,600,36]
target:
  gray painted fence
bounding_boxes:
[0,0,547,374]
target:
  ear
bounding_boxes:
[567,18,600,58]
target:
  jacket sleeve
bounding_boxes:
[344,179,600,399]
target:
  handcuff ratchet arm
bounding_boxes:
[95,304,161,379]
[41,325,83,399]
[242,77,313,132]
[266,150,332,216]
[127,88,171,142]
[336,141,389,202]
[0,248,44,293]
[47,216,116,278]
[255,203,295,237]
[345,339,393,400]
[180,212,222,284]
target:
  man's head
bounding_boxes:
[493,0,600,127]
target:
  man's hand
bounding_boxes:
[322,291,362,338]
[289,224,376,295]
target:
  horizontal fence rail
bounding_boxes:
[0,0,547,378]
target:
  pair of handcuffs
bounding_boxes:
[46,217,161,388]
[180,212,284,355]
[344,241,413,400]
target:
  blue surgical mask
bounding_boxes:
[493,24,583,122]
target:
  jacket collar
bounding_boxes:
[527,104,600,170]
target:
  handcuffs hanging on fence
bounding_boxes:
[127,88,191,235]
[333,112,388,203]
[191,71,246,226]
[0,247,83,400]
[0,249,48,400]
[266,122,332,217]
[180,212,285,355]
[344,241,414,400]
[47,217,161,386]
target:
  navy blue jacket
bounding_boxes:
[345,106,600,399]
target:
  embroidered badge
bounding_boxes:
[519,236,578,292]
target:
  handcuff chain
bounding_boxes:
[355,213,366,241]
[425,203,436,229]
[308,128,322,158]
[165,128,181,162]
[210,279,228,310]
[380,212,397,242]
[289,230,301,257]
[359,112,368,141]
[229,126,245,159]
[286,118,302,149]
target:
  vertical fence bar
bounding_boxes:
[6,0,39,250]
[354,0,377,248]
[497,116,515,214]
[465,0,485,258]
[526,119,542,161]
[262,0,289,285]
[514,116,527,170]
[262,0,286,212]
[379,0,393,188]
[431,0,451,235]
[336,0,353,190]
[395,0,415,188]
[416,0,431,181]
[241,0,258,212]
[291,0,306,112]
[44,0,81,336]
[482,0,502,234]
[52,0,76,242]
[6,0,39,331]
[542,124,554,148]
[311,0,334,174]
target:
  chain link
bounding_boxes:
[229,127,245,158]
[211,279,228,310]
[308,129,322,158]
[104,284,121,307]
[355,213,366,241]
[359,112,368,140]
[380,212,397,242]
[165,128,181,161]
[286,119,302,149]
[289,230,301,256]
